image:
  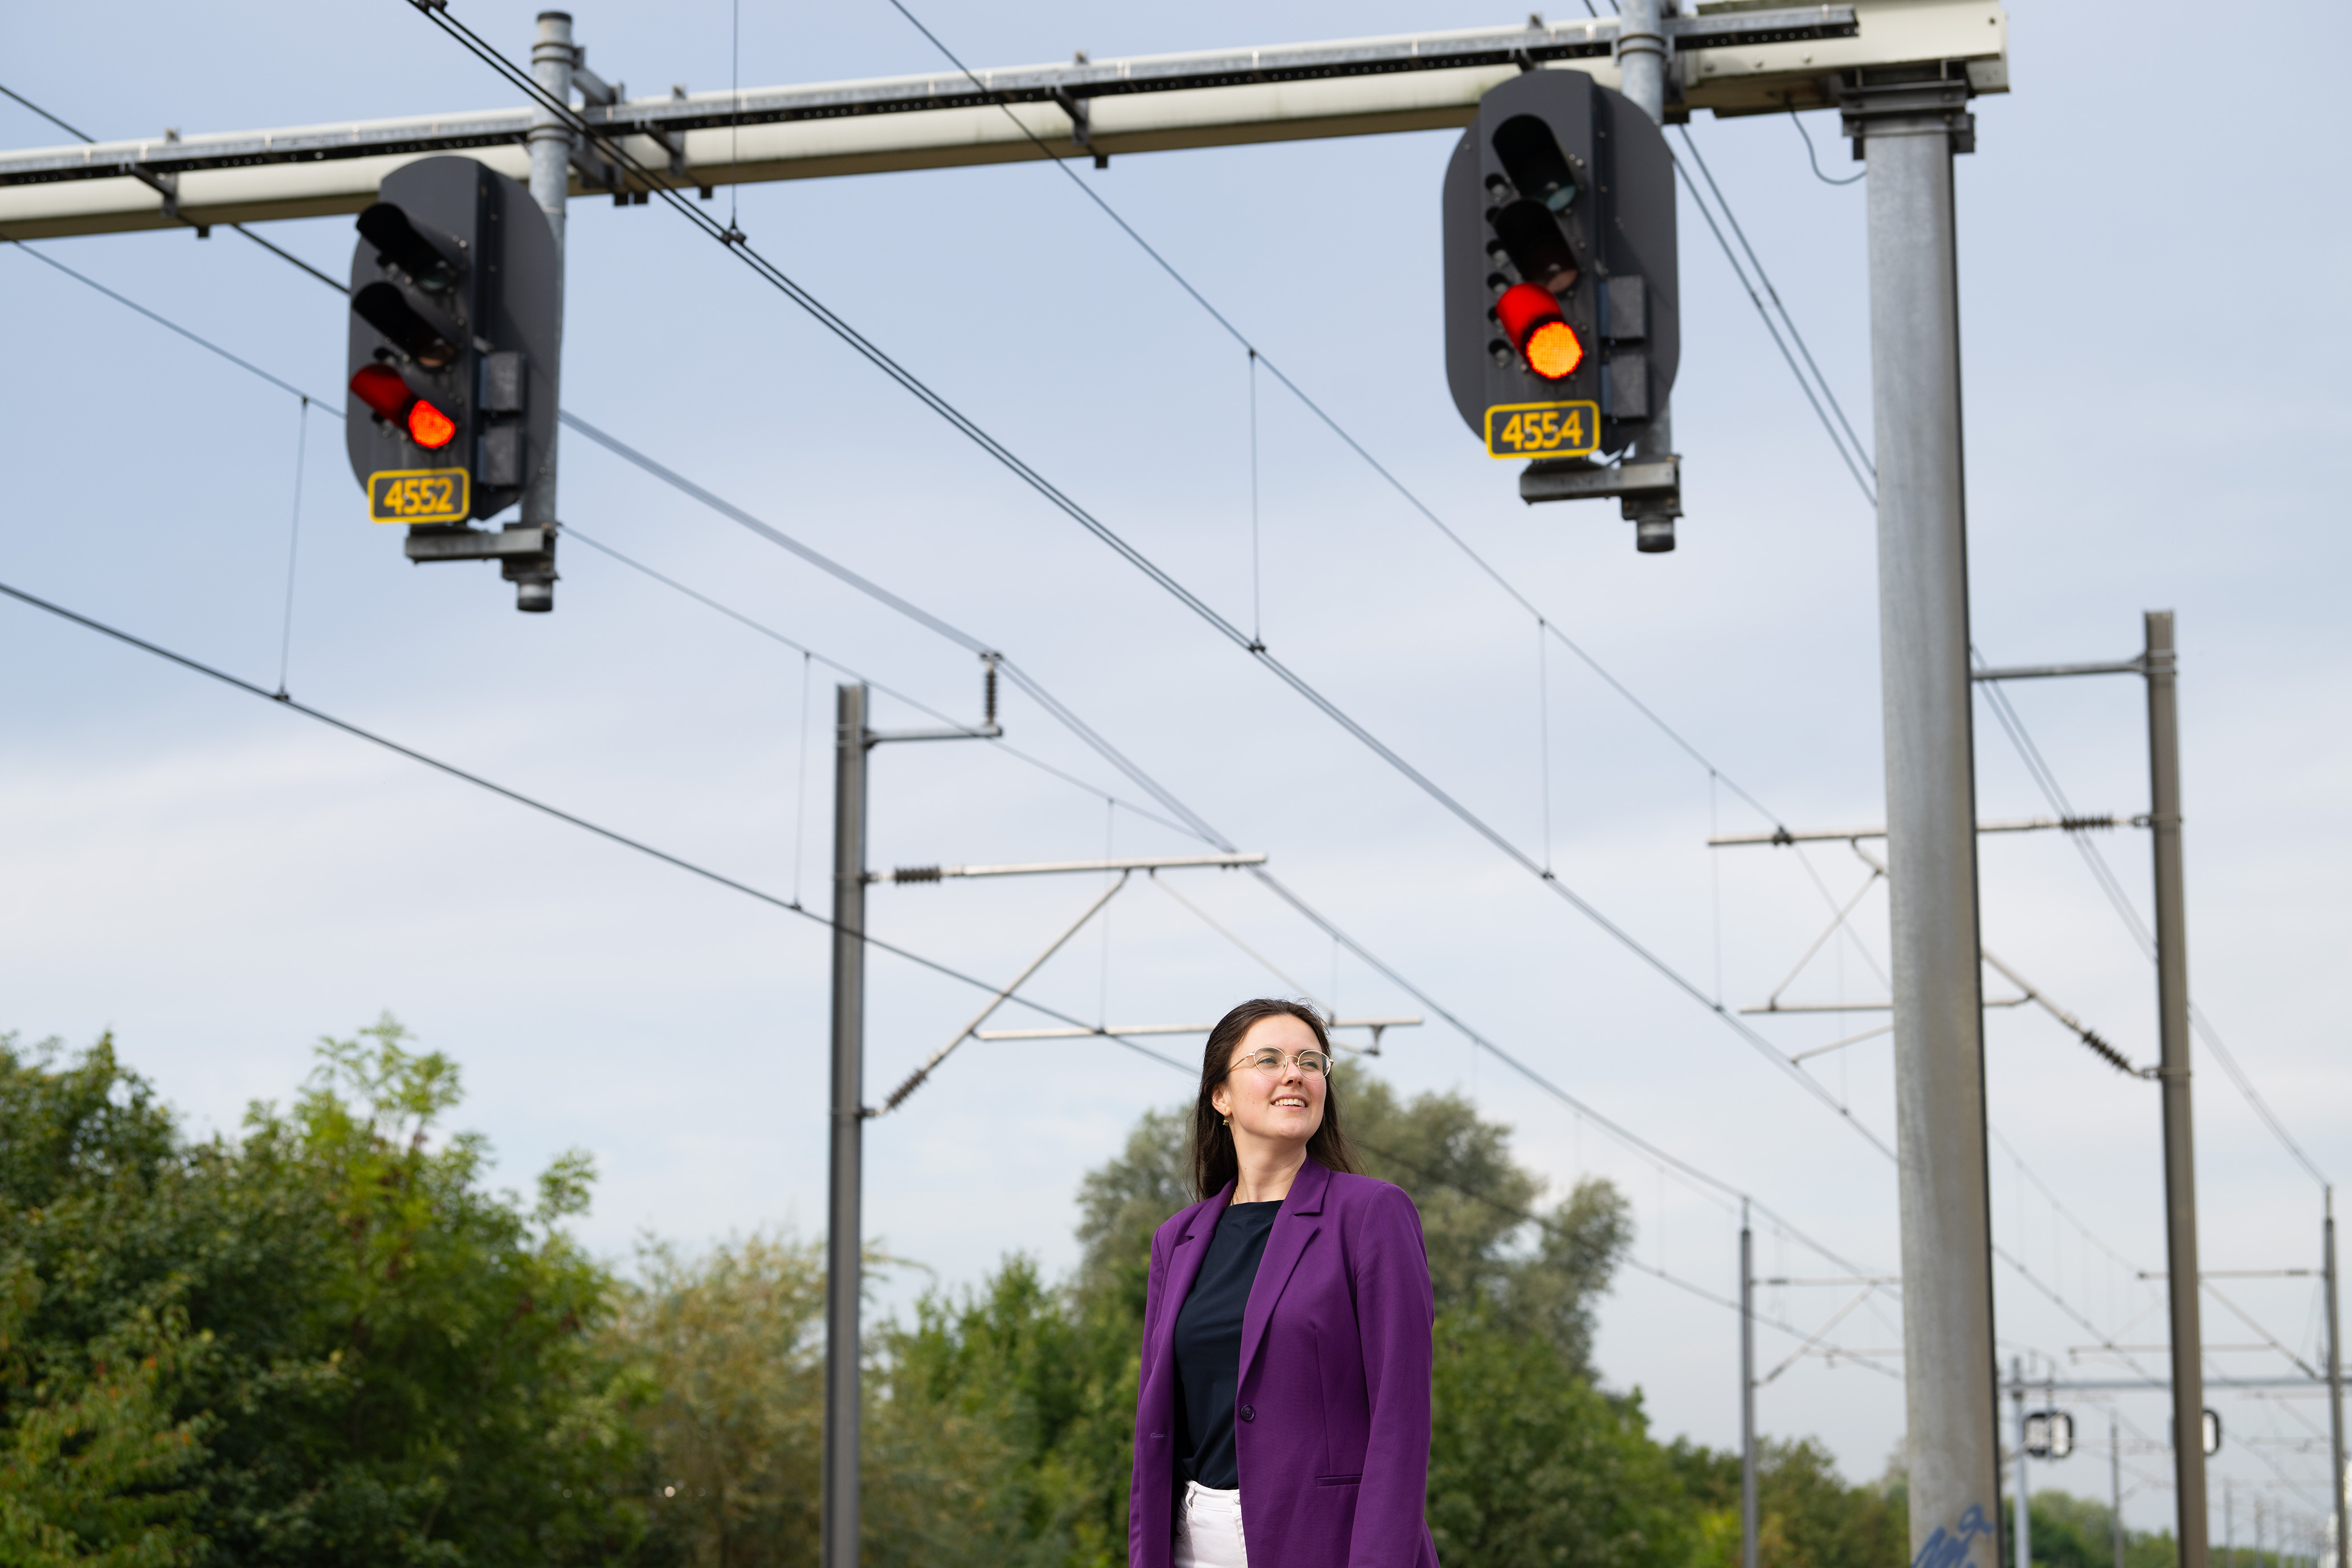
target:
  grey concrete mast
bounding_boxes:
[1847,68,2001,1568]
[824,683,871,1568]
[1741,1207,1759,1568]
[2328,1190,2346,1568]
[2146,608,2211,1568]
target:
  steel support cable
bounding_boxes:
[0,243,1195,839]
[557,528,1202,843]
[1665,142,1876,508]
[0,251,1190,838]
[875,0,1790,835]
[0,573,1215,1071]
[557,418,1894,1276]
[1354,1134,1898,1378]
[1093,1028,1890,1368]
[24,200,1884,1297]
[4,235,1900,1353]
[1673,124,1873,476]
[34,38,1880,1285]
[413,2,1896,1159]
[1971,654,2331,1189]
[1993,1241,2168,1388]
[989,655,1893,1275]
[3,236,337,405]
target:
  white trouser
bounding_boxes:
[1173,1481,1248,1568]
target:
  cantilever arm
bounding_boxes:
[871,871,1130,1115]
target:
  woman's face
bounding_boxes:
[1211,1014,1328,1150]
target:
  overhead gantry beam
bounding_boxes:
[0,2,2005,241]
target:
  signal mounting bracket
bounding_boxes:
[403,522,553,562]
[1518,452,1680,504]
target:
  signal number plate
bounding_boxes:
[369,468,471,525]
[1485,401,1599,460]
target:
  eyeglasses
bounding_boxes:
[1228,1047,1334,1079]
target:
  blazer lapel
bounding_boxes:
[1236,1157,1329,1390]
[1154,1182,1232,1350]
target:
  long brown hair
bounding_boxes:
[1191,998,1358,1200]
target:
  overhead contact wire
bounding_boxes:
[411,2,1888,1154]
[0,574,1200,1074]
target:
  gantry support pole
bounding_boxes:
[1851,72,2000,1568]
[1609,0,1682,552]
[513,9,572,611]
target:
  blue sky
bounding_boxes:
[3,0,2347,1530]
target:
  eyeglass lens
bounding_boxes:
[1238,1049,1330,1076]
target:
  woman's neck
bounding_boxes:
[1231,1140,1309,1206]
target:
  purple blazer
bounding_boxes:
[1129,1156,1440,1568]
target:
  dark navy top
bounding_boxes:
[1171,1199,1280,1489]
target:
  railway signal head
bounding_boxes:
[1443,68,1679,489]
[2023,1410,2074,1460]
[343,156,561,607]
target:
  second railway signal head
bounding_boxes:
[344,156,560,606]
[1443,68,1679,506]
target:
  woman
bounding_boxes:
[1129,998,1440,1568]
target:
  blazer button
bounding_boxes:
[1239,1406,1255,1423]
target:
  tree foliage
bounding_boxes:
[1669,1436,1908,1568]
[0,1023,640,1566]
[6,1028,1932,1568]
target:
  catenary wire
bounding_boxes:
[1672,125,1873,479]
[1665,144,1875,508]
[0,238,1203,847]
[556,408,1895,1261]
[22,58,1885,1287]
[557,525,1200,842]
[3,235,336,405]
[874,0,1793,834]
[0,573,1214,1075]
[0,81,349,293]
[1971,652,2331,1189]
[1093,1017,1893,1371]
[1638,86,2321,1196]
[0,227,1207,876]
[409,3,1894,1158]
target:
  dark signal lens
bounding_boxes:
[356,202,460,292]
[350,362,415,420]
[406,398,458,450]
[352,281,459,369]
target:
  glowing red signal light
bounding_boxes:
[350,364,459,451]
[407,399,458,450]
[1494,281,1585,381]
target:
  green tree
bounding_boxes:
[1668,1436,1908,1568]
[0,1023,641,1566]
[614,1232,824,1566]
[1426,1314,1690,1568]
[2008,1489,2176,1568]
